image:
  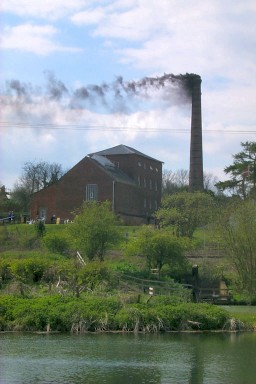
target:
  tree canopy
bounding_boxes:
[215,141,256,199]
[156,191,215,237]
[68,201,121,261]
[215,199,256,297]
[125,226,189,276]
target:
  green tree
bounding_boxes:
[216,199,256,297]
[216,141,256,199]
[156,191,215,237]
[11,185,31,214]
[126,226,189,276]
[68,201,120,261]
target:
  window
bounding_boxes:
[114,161,119,168]
[138,175,141,186]
[144,198,147,208]
[144,178,147,188]
[149,179,152,190]
[155,181,158,191]
[39,207,47,220]
[154,200,158,210]
[138,161,142,167]
[85,184,98,201]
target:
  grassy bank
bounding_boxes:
[0,295,230,333]
[221,306,256,330]
[0,223,255,333]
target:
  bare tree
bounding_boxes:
[11,161,65,213]
[203,173,219,193]
[162,169,218,196]
[18,161,64,193]
[162,169,189,196]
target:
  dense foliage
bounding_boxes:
[0,295,229,333]
[68,201,121,261]
[215,199,256,297]
[156,191,215,237]
[125,226,190,276]
[215,141,256,199]
[1,193,256,332]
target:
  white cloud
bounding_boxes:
[2,0,86,20]
[71,7,106,25]
[2,24,82,55]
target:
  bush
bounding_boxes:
[10,258,50,283]
[34,221,46,237]
[43,234,70,255]
[0,226,10,247]
[0,295,230,333]
[77,262,119,292]
[156,303,228,331]
[114,302,229,332]
[0,260,12,283]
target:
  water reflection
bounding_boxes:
[1,332,256,383]
[189,339,204,384]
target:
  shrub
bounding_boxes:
[0,260,12,283]
[77,262,118,292]
[0,226,10,247]
[0,295,230,333]
[10,259,50,283]
[155,303,229,331]
[34,221,46,237]
[43,234,70,255]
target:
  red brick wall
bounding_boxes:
[30,153,162,224]
[104,153,162,211]
[30,157,114,222]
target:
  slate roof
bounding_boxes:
[90,154,137,186]
[89,144,162,163]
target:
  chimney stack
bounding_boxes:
[189,75,204,191]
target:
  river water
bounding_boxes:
[1,332,256,384]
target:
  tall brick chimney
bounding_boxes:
[189,75,204,191]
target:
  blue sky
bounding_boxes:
[1,0,256,189]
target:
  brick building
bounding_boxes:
[30,144,163,224]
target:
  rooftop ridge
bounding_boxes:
[89,144,162,163]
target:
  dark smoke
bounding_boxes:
[45,71,69,101]
[5,80,34,102]
[2,72,200,113]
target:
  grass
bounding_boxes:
[221,306,256,329]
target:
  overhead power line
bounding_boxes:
[0,121,255,134]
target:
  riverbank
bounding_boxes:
[1,294,254,334]
[1,224,256,335]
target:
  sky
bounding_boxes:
[1,0,256,190]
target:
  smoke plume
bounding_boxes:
[1,72,199,114]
